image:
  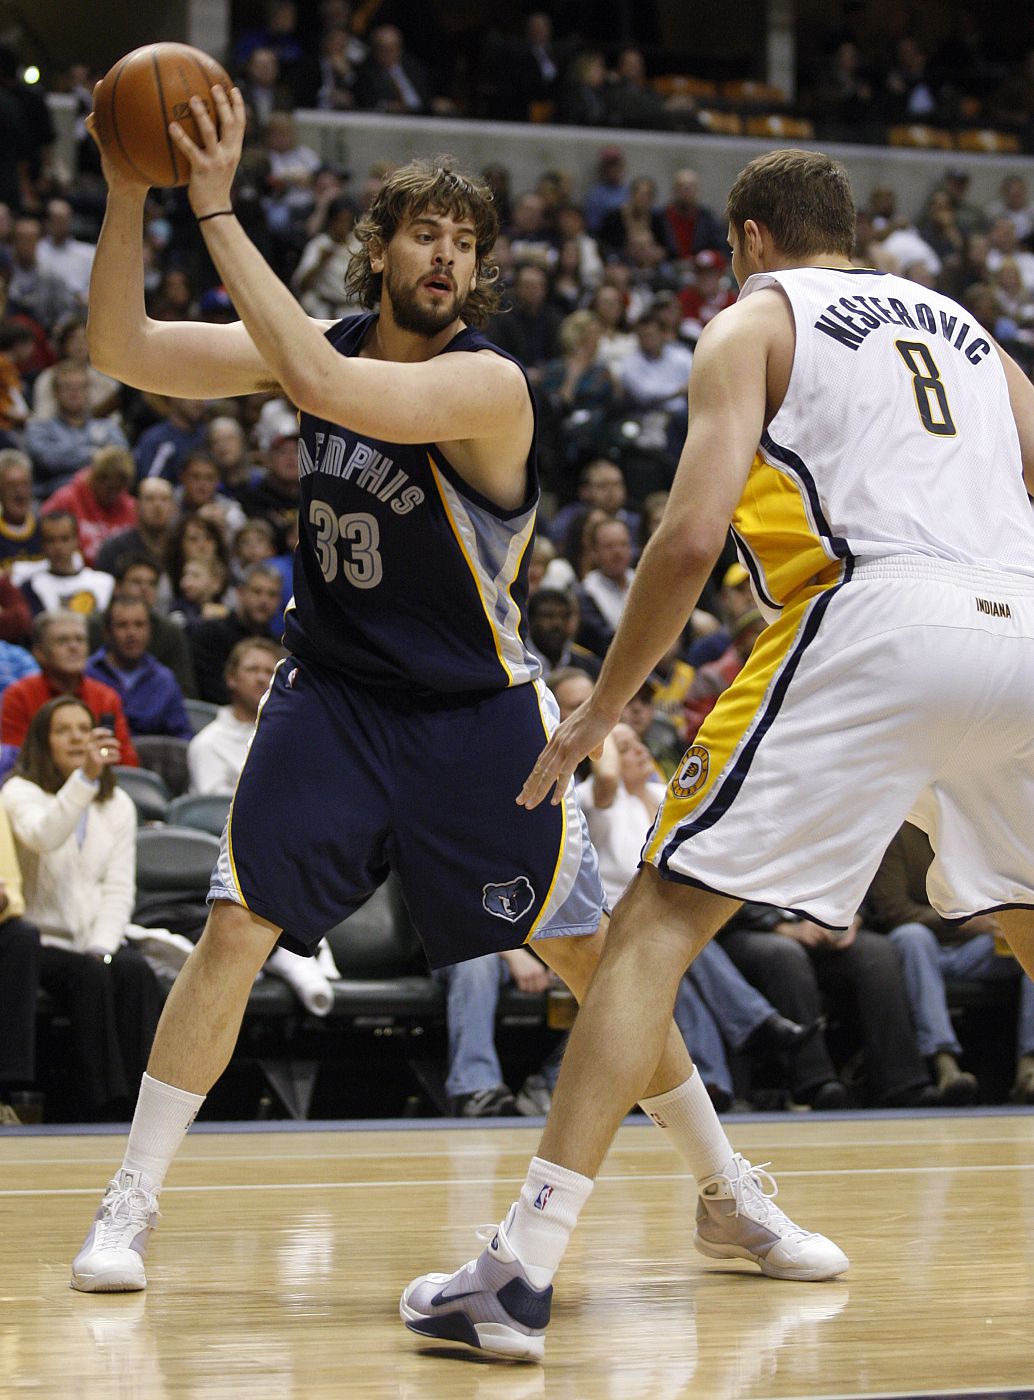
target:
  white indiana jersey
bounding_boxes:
[734,266,1034,618]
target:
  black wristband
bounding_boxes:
[196,209,234,224]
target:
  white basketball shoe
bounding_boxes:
[71,1169,159,1293]
[401,1210,552,1361]
[694,1153,848,1281]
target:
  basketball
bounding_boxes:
[92,43,233,189]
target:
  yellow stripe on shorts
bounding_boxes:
[525,677,567,942]
[643,581,836,865]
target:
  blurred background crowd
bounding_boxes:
[0,0,1033,1126]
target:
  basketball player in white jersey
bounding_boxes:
[405,148,1034,1358]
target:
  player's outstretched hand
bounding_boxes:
[169,84,245,219]
[518,700,614,809]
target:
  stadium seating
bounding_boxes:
[166,792,232,837]
[888,124,954,149]
[722,79,785,106]
[114,766,170,824]
[695,109,744,136]
[745,114,816,140]
[183,698,220,735]
[132,825,219,937]
[651,74,717,101]
[133,736,190,797]
[955,129,1021,154]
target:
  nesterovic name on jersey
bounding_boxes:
[298,433,426,515]
[814,294,992,364]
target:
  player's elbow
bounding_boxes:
[653,516,727,573]
[278,364,314,411]
[283,367,331,423]
[86,317,122,379]
[87,315,148,383]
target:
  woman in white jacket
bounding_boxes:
[2,697,161,1118]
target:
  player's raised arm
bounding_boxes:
[86,107,281,400]
[168,88,531,456]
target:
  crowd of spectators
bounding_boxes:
[150,3,1034,150]
[1,7,1034,1124]
[62,3,1034,147]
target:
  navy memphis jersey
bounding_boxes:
[283,313,542,695]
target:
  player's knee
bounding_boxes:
[197,902,282,971]
[537,929,604,999]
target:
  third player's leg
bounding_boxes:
[535,914,701,1101]
[536,867,738,1179]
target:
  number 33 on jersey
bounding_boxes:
[282,312,542,695]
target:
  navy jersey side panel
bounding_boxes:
[283,314,541,694]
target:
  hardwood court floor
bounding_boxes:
[2,1113,1033,1399]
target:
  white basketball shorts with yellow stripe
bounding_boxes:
[643,555,1034,927]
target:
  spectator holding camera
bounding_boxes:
[2,696,160,1117]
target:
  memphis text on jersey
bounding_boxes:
[814,291,991,364]
[299,432,426,514]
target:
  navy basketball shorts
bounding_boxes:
[210,657,605,968]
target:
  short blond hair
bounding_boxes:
[727,149,855,259]
[558,309,601,356]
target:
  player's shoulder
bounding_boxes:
[453,344,527,381]
[449,345,533,425]
[695,286,792,358]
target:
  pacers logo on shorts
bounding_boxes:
[671,745,710,800]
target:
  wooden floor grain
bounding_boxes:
[2,1114,1033,1398]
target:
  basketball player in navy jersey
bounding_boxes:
[71,90,844,1313]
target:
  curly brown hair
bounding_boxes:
[343,157,501,328]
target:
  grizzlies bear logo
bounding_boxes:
[483,876,535,923]
[671,744,710,799]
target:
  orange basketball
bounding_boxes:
[92,42,233,189]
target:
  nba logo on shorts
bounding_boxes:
[671,744,710,799]
[483,876,535,923]
[533,1184,554,1211]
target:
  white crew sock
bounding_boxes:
[640,1069,736,1182]
[122,1073,205,1193]
[505,1155,594,1289]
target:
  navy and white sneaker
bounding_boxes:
[401,1210,551,1361]
[694,1153,849,1281]
[71,1169,159,1293]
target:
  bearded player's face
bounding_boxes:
[380,209,479,336]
